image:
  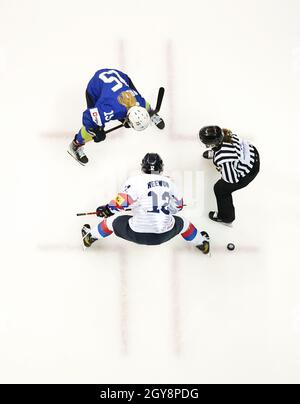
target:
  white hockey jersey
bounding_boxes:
[108,174,184,234]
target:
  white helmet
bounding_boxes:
[127,106,150,131]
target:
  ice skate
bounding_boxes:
[203,150,214,159]
[209,211,233,226]
[196,231,210,254]
[68,140,89,165]
[81,224,97,248]
[151,113,165,129]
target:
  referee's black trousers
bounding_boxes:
[214,152,260,223]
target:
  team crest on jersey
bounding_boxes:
[115,195,125,206]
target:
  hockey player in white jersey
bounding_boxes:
[81,153,210,254]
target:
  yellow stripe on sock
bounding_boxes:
[81,126,93,142]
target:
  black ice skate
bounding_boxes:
[196,231,210,255]
[203,150,214,159]
[209,211,232,226]
[68,140,89,165]
[151,113,165,129]
[82,224,97,248]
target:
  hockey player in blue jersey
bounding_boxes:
[69,68,165,165]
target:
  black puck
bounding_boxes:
[227,243,235,251]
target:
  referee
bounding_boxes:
[199,126,260,224]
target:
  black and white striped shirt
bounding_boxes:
[213,134,256,184]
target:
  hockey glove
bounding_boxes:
[89,127,106,143]
[96,204,114,218]
[167,196,182,214]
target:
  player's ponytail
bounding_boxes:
[222,128,233,143]
[118,91,137,110]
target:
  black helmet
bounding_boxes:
[199,126,224,147]
[141,153,164,174]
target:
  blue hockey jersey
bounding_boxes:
[82,68,148,130]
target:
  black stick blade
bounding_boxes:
[153,87,165,114]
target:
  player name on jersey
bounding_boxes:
[147,180,170,189]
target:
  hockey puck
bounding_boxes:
[227,243,235,251]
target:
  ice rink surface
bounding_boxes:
[1,0,300,383]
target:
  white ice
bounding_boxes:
[1,0,300,383]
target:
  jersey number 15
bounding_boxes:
[99,70,129,92]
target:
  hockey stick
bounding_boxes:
[104,123,125,135]
[76,209,132,216]
[149,87,165,116]
[101,87,165,136]
[76,201,185,217]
